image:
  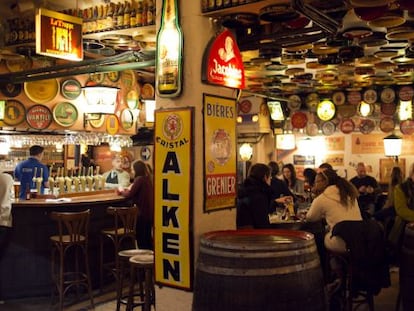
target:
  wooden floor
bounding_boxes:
[0,268,401,311]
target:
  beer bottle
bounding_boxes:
[113,3,120,29]
[156,0,183,97]
[147,0,155,25]
[106,3,114,31]
[130,1,137,28]
[124,1,131,28]
[136,0,143,27]
[142,0,148,26]
[116,2,124,29]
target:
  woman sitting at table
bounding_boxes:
[306,169,362,253]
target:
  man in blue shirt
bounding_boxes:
[14,145,50,199]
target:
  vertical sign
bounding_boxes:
[203,94,237,212]
[154,107,194,290]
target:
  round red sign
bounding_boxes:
[26,105,52,129]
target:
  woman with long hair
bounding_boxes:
[118,160,154,250]
[306,169,362,253]
[282,163,304,196]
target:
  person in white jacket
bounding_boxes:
[306,169,362,253]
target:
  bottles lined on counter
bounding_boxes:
[202,0,257,13]
[82,0,155,34]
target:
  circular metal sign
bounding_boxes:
[26,105,52,129]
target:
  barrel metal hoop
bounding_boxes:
[199,243,317,258]
[197,257,321,276]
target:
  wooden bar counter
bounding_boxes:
[0,190,129,299]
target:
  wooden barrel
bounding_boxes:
[192,229,327,311]
[400,223,414,311]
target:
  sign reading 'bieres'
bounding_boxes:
[36,8,83,61]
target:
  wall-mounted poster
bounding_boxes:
[153,107,194,290]
[203,93,237,212]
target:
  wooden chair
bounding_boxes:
[99,205,139,291]
[50,209,94,311]
[328,219,390,311]
[127,252,155,311]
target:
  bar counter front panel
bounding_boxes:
[0,191,129,299]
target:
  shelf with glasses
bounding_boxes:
[83,25,156,45]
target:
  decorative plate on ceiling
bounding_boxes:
[359,119,376,134]
[381,102,396,115]
[288,95,302,111]
[340,118,355,134]
[316,100,336,121]
[379,116,395,132]
[321,121,336,135]
[400,119,414,135]
[380,87,396,103]
[398,85,414,101]
[363,89,378,104]
[332,91,346,106]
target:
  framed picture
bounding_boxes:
[379,158,405,184]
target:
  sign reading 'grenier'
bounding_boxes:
[36,8,83,61]
[202,29,245,89]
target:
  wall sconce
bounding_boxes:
[358,101,373,117]
[83,86,119,127]
[398,100,412,121]
[276,134,295,150]
[383,133,402,162]
[144,100,156,124]
[239,143,253,161]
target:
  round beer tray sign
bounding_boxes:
[291,111,308,129]
[53,102,78,127]
[400,120,414,135]
[61,78,82,100]
[26,105,52,129]
[88,114,105,128]
[288,95,302,111]
[379,116,395,132]
[126,89,140,110]
[340,118,355,134]
[321,121,336,135]
[106,114,119,135]
[398,85,414,101]
[106,71,120,83]
[3,100,25,126]
[24,79,59,104]
[380,87,396,104]
[0,82,22,97]
[359,119,375,134]
[347,91,362,105]
[120,108,134,130]
[239,99,252,114]
[380,102,396,116]
[332,91,346,106]
[363,89,378,104]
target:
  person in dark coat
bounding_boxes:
[236,163,273,229]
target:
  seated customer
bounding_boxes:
[306,169,362,253]
[236,163,273,229]
[350,162,381,217]
[268,161,293,209]
[102,154,131,189]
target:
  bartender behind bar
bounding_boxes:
[102,153,131,189]
[14,145,50,199]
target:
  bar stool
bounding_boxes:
[116,249,154,311]
[127,253,155,311]
[99,205,139,291]
[50,209,94,311]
